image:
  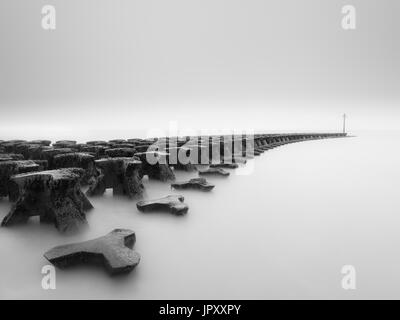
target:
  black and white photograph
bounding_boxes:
[0,0,399,308]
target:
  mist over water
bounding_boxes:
[0,0,398,301]
[1,131,400,299]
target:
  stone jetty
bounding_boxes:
[0,133,346,202]
[44,229,140,275]
[0,132,346,273]
[0,133,346,201]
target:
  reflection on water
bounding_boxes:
[1,131,400,299]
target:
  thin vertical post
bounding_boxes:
[343,114,347,134]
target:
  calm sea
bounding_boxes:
[1,131,399,299]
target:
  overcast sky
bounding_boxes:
[0,0,399,140]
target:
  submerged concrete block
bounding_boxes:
[53,152,97,184]
[87,157,144,198]
[108,139,127,144]
[171,178,215,191]
[135,152,175,182]
[2,168,92,233]
[198,167,230,177]
[210,163,239,169]
[0,154,25,161]
[80,145,108,158]
[29,140,52,146]
[0,160,42,198]
[86,141,110,146]
[44,229,140,275]
[40,148,74,168]
[1,141,27,153]
[136,195,188,215]
[105,148,136,158]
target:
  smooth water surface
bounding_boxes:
[1,131,400,299]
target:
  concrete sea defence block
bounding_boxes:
[44,229,140,275]
[2,168,93,233]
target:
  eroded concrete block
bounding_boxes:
[198,167,230,177]
[29,140,52,146]
[136,195,188,215]
[0,154,25,161]
[44,229,140,275]
[0,160,42,198]
[87,157,144,198]
[86,141,110,146]
[53,152,97,184]
[171,178,214,191]
[135,152,175,182]
[80,145,108,158]
[2,168,92,233]
[105,148,136,158]
[210,163,239,169]
[40,148,74,168]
